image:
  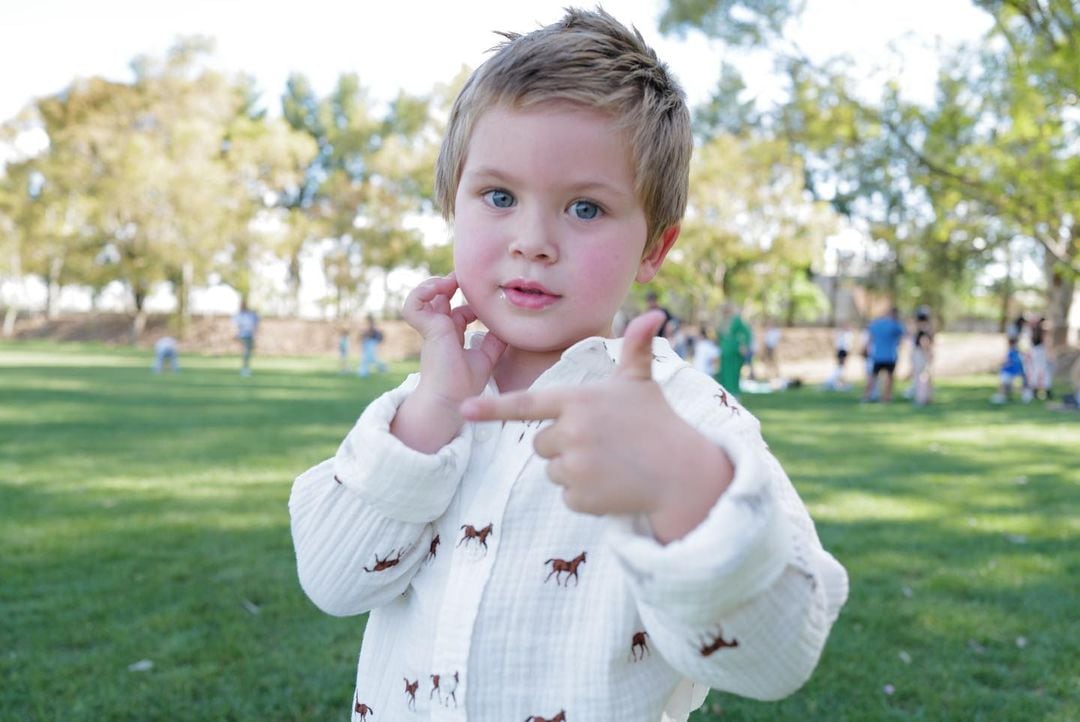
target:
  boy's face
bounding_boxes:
[453,104,665,354]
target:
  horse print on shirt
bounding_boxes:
[699,626,739,656]
[426,533,441,562]
[458,523,494,551]
[404,678,418,710]
[630,630,650,661]
[353,695,373,721]
[544,551,587,586]
[715,390,740,416]
[525,711,566,722]
[363,548,405,573]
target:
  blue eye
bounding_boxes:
[570,200,601,220]
[485,189,515,208]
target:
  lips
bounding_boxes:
[500,279,562,310]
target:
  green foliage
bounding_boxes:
[661,0,1078,342]
[660,0,804,47]
[661,132,835,323]
[2,40,447,326]
[278,73,441,317]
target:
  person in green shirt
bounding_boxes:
[718,305,751,395]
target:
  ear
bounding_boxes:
[635,225,680,283]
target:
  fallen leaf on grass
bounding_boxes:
[128,659,154,672]
[898,650,912,664]
[241,598,261,615]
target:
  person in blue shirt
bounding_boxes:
[861,307,906,403]
[991,337,1031,404]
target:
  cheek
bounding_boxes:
[452,221,494,299]
[571,244,640,304]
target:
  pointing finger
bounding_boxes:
[616,309,664,380]
[460,388,569,422]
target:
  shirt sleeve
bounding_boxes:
[605,367,849,701]
[289,373,473,616]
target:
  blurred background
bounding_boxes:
[2,3,1078,721]
[2,0,1075,357]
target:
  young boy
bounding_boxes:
[290,9,847,721]
[992,336,1031,404]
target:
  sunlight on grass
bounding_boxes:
[812,490,948,522]
[2,342,1076,722]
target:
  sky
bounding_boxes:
[1,0,994,124]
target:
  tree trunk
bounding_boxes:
[2,305,17,337]
[1046,265,1075,350]
[999,238,1014,333]
[46,256,64,319]
[172,261,194,338]
[827,274,839,327]
[287,251,302,317]
[130,284,147,345]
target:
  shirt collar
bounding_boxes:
[465,331,685,389]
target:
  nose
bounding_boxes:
[508,213,558,263]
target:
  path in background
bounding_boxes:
[7,313,1011,381]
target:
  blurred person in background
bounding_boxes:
[862,307,905,403]
[357,315,388,378]
[152,336,179,373]
[234,300,259,377]
[718,304,751,396]
[910,306,934,406]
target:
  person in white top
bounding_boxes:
[824,323,852,390]
[761,321,782,380]
[233,301,259,377]
[692,325,720,377]
[290,9,848,721]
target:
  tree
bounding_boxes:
[661,0,1078,345]
[659,132,834,323]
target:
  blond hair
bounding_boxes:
[434,7,692,253]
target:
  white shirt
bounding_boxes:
[764,327,781,350]
[692,338,719,376]
[834,330,851,352]
[234,309,258,339]
[290,335,848,722]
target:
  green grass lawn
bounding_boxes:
[1,341,1076,721]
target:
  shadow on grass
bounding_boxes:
[1,353,397,720]
[2,349,1076,721]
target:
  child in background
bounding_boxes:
[910,307,934,405]
[357,315,388,378]
[151,336,179,373]
[338,327,351,374]
[824,322,852,391]
[234,301,259,377]
[1027,316,1052,400]
[290,9,847,721]
[692,325,720,377]
[992,337,1031,403]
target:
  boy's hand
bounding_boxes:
[460,310,733,539]
[391,273,506,453]
[403,273,507,406]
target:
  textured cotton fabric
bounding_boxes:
[290,335,848,722]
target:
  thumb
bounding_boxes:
[616,309,664,380]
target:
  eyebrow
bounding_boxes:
[463,166,633,200]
